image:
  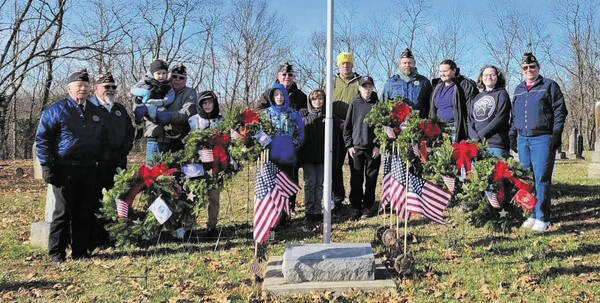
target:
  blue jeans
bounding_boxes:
[488,147,509,159]
[145,141,178,165]
[517,135,555,222]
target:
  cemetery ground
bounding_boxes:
[0,153,599,302]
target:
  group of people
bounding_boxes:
[35,48,566,266]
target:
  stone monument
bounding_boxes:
[30,184,56,249]
[32,143,42,179]
[589,102,600,178]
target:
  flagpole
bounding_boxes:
[323,0,334,243]
[404,160,409,256]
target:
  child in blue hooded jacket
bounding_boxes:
[264,83,305,217]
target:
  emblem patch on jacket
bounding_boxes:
[473,95,496,122]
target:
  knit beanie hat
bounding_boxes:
[150,59,169,73]
[337,52,355,66]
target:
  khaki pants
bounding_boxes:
[207,187,221,228]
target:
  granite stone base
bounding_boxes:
[282,243,375,283]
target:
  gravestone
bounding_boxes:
[568,128,577,155]
[282,243,375,283]
[589,102,600,178]
[32,143,42,180]
[30,184,56,249]
[576,133,585,159]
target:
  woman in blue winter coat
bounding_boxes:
[265,83,305,218]
[468,65,511,158]
[510,52,568,233]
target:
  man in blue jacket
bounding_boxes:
[381,48,432,118]
[510,52,568,232]
[36,69,108,265]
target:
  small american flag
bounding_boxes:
[199,149,214,163]
[274,170,300,217]
[412,141,421,158]
[381,154,408,214]
[116,199,128,218]
[442,175,456,193]
[384,126,396,138]
[402,173,451,224]
[253,162,278,244]
[485,191,501,209]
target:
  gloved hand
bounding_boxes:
[133,105,148,124]
[41,165,60,186]
[156,111,172,124]
[551,132,562,150]
[509,134,518,154]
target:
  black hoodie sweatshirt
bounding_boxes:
[467,88,511,149]
[343,92,379,149]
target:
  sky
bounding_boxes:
[274,0,561,88]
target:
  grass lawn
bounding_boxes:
[0,152,599,302]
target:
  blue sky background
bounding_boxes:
[273,0,562,89]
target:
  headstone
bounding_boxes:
[589,102,600,178]
[568,128,577,155]
[576,133,585,159]
[282,243,375,283]
[30,184,56,249]
[32,143,42,180]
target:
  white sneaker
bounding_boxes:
[531,219,550,232]
[521,217,535,229]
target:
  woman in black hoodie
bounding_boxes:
[468,65,511,158]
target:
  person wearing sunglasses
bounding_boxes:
[256,62,307,112]
[510,52,568,232]
[89,71,135,251]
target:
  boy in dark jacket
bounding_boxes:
[300,90,341,224]
[343,76,381,220]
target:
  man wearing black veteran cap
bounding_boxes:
[256,62,307,111]
[89,72,135,248]
[382,48,432,118]
[343,76,381,220]
[509,52,568,232]
[35,69,108,265]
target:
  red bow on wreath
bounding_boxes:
[242,109,259,125]
[419,120,441,140]
[210,131,230,174]
[452,141,478,174]
[391,102,411,124]
[122,164,178,207]
[494,161,537,211]
[141,164,177,187]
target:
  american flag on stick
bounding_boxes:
[116,199,128,218]
[252,162,300,244]
[381,154,408,213]
[399,173,451,224]
[253,162,278,244]
[485,191,501,209]
[199,149,214,163]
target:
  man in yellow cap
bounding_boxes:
[331,52,362,212]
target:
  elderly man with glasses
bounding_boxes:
[142,63,198,162]
[36,69,108,265]
[256,62,307,111]
[89,71,135,250]
[509,52,568,233]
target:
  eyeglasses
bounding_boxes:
[522,64,538,71]
[281,73,295,77]
[102,85,117,89]
[171,75,186,80]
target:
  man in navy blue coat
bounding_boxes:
[36,69,108,265]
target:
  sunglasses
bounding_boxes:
[522,64,538,71]
[171,75,186,80]
[281,73,295,77]
[102,85,117,89]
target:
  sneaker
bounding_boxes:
[521,217,536,229]
[531,220,550,232]
[360,209,369,220]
